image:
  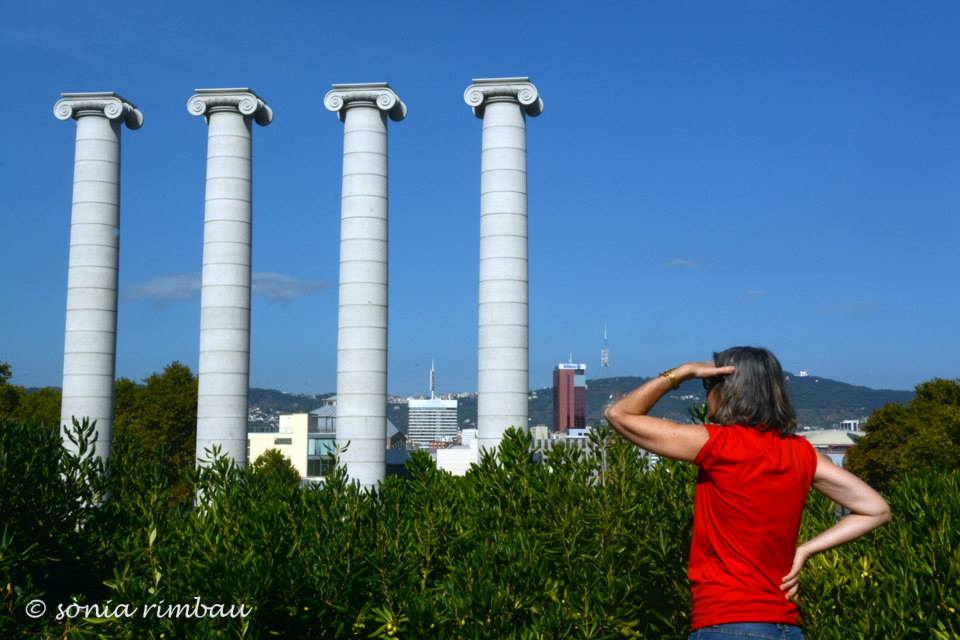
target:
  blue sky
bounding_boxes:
[1,1,957,395]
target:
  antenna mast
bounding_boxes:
[601,322,609,370]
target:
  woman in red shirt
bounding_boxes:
[604,346,891,640]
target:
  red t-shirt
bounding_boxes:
[688,423,818,630]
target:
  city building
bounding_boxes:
[408,398,458,448]
[566,427,589,439]
[529,424,550,451]
[553,361,587,433]
[435,429,479,475]
[248,400,404,481]
[839,418,864,432]
[799,429,861,466]
[406,360,458,449]
[313,399,406,452]
[248,412,336,480]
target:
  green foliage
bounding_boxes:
[16,386,63,426]
[846,378,960,490]
[0,358,199,509]
[0,362,63,426]
[687,403,708,425]
[252,448,302,490]
[0,417,106,637]
[798,471,960,639]
[114,362,199,503]
[0,361,27,419]
[1,419,958,638]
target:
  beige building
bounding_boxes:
[248,403,404,481]
[248,413,337,480]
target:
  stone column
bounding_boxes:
[464,77,543,453]
[187,88,272,466]
[324,83,406,488]
[54,92,142,460]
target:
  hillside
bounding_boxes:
[248,388,332,413]
[248,373,914,433]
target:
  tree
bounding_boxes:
[252,448,302,489]
[0,362,25,418]
[112,377,140,435]
[15,387,62,426]
[115,362,199,499]
[845,378,960,490]
[0,363,61,426]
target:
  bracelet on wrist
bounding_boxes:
[659,368,680,390]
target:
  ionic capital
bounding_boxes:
[464,77,543,119]
[324,83,406,122]
[187,88,273,126]
[53,92,143,129]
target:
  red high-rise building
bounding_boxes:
[553,362,587,433]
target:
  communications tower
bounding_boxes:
[600,323,609,370]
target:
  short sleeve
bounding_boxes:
[694,423,728,470]
[798,437,819,487]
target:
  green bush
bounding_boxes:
[1,422,957,639]
[845,378,960,491]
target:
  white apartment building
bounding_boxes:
[839,418,864,432]
[435,428,479,475]
[408,398,458,447]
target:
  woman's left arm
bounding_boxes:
[603,362,734,462]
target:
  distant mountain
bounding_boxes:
[249,388,333,413]
[579,373,912,427]
[248,374,913,433]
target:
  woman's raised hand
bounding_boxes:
[678,362,736,381]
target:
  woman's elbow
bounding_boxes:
[877,505,893,526]
[603,406,621,427]
[871,498,893,526]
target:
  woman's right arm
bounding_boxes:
[780,452,892,600]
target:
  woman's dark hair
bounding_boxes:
[708,346,797,436]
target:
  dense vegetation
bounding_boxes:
[2,362,199,500]
[0,362,62,427]
[2,419,958,639]
[845,378,960,491]
[2,363,956,637]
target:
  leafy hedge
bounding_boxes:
[1,420,957,639]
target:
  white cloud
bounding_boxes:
[125,273,200,304]
[252,272,327,302]
[125,272,327,305]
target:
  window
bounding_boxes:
[307,456,335,478]
[308,438,335,457]
[274,438,292,445]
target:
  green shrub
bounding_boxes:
[0,422,957,639]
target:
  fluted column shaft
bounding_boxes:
[465,78,543,453]
[188,88,272,466]
[325,83,405,489]
[54,93,142,460]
